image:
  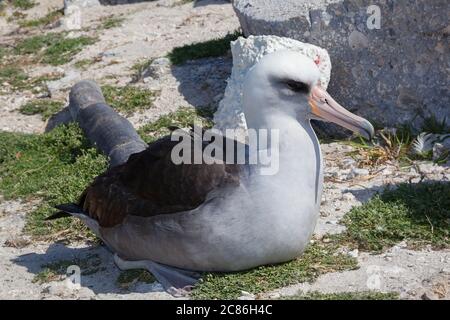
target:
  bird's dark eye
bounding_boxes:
[284,80,310,93]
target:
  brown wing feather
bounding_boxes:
[79,133,242,228]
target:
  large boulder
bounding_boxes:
[233,0,450,129]
[214,35,331,133]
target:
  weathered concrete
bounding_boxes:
[233,0,450,129]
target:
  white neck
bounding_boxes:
[245,107,323,205]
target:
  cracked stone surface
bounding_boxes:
[233,0,450,130]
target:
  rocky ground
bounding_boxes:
[0,0,448,300]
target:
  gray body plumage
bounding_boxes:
[66,80,322,289]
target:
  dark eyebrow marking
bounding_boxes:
[282,79,310,93]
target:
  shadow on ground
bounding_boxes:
[170,56,232,109]
[345,179,450,204]
[12,243,164,295]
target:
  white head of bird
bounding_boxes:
[242,50,374,143]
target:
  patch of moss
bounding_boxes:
[0,62,58,94]
[18,9,63,28]
[33,267,60,284]
[116,270,156,289]
[42,36,97,66]
[168,31,241,65]
[131,59,154,73]
[19,99,65,120]
[0,2,7,16]
[0,124,108,240]
[100,16,124,29]
[338,182,450,252]
[285,291,399,300]
[130,58,154,81]
[0,65,29,89]
[0,46,7,61]
[102,85,157,115]
[33,254,102,283]
[6,10,27,22]
[15,33,57,55]
[15,33,97,65]
[28,72,63,92]
[190,241,358,300]
[8,0,36,10]
[74,58,97,70]
[138,106,214,143]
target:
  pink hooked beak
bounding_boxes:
[308,86,374,140]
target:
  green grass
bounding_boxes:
[28,72,63,89]
[100,16,125,29]
[0,62,62,92]
[0,124,108,240]
[130,58,154,81]
[285,291,399,300]
[74,58,97,70]
[33,254,102,283]
[0,65,29,89]
[131,59,154,73]
[9,0,36,10]
[168,31,241,65]
[338,182,450,252]
[0,46,7,61]
[6,10,27,22]
[138,107,214,143]
[18,9,63,28]
[190,241,358,299]
[102,85,158,115]
[172,0,195,6]
[422,115,449,134]
[116,270,156,289]
[19,99,65,120]
[41,36,97,66]
[14,33,58,55]
[15,33,97,65]
[0,2,7,16]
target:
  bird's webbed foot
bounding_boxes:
[113,254,201,297]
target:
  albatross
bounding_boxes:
[50,51,374,294]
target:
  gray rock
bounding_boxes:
[238,290,256,300]
[348,249,359,258]
[233,0,450,130]
[64,0,100,10]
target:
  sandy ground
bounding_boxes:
[0,0,449,300]
[0,0,237,132]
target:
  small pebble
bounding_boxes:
[348,249,359,258]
